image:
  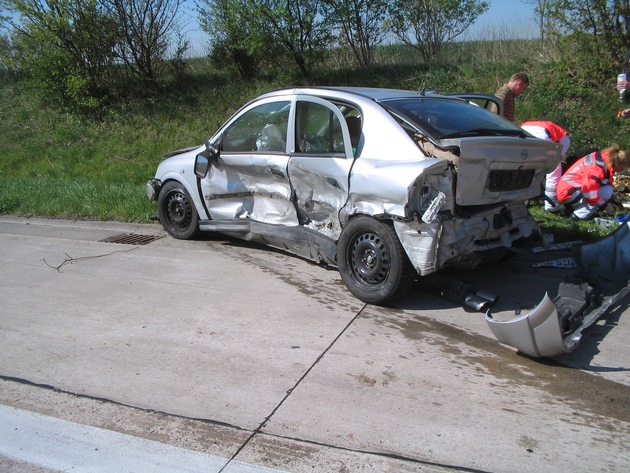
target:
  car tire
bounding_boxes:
[157,181,200,240]
[337,216,413,305]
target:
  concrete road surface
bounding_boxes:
[0,216,629,472]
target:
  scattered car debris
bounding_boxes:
[532,258,578,268]
[486,221,630,357]
[530,240,582,253]
[424,272,499,312]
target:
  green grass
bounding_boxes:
[529,202,612,242]
[0,39,628,242]
[0,175,153,221]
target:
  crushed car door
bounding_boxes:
[200,99,300,226]
[288,97,358,240]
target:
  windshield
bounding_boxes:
[383,98,526,140]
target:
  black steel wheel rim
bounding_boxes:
[350,231,390,285]
[166,191,193,229]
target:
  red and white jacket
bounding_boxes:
[521,120,571,156]
[556,150,613,206]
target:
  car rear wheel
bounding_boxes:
[337,216,413,305]
[157,181,200,240]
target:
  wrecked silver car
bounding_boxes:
[146,87,560,305]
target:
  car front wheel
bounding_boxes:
[157,181,200,240]
[337,216,413,305]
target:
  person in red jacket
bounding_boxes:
[556,145,630,220]
[521,120,571,212]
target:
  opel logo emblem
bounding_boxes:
[521,149,528,160]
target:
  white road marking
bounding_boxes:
[0,404,287,473]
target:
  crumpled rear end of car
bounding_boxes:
[392,135,560,274]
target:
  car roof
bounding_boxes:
[258,86,446,104]
[316,87,429,102]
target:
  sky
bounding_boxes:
[180,0,539,56]
[467,0,539,39]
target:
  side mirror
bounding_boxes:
[194,144,219,179]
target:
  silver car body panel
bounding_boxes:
[486,293,564,358]
[203,152,298,225]
[449,137,561,205]
[150,86,560,274]
[394,200,539,275]
[486,221,630,357]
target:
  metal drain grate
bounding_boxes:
[100,233,164,245]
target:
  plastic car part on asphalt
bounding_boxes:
[485,221,630,358]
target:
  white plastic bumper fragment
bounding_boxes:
[485,294,566,358]
[485,221,630,358]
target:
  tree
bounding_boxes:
[198,0,331,79]
[322,0,391,68]
[256,0,332,78]
[1,0,10,21]
[5,0,120,104]
[196,0,268,79]
[524,0,549,42]
[1,3,15,79]
[105,0,184,85]
[389,0,489,63]
[543,0,630,63]
[4,0,187,107]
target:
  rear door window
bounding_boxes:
[295,101,345,154]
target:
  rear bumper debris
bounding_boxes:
[486,221,630,357]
